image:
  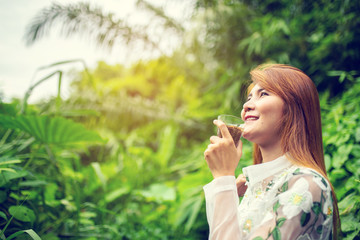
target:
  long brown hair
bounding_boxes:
[249,64,340,239]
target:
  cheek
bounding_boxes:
[241,109,245,121]
[261,100,284,120]
[268,102,285,122]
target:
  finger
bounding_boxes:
[204,148,210,160]
[236,174,246,183]
[236,179,246,188]
[236,174,247,197]
[213,119,232,139]
[210,135,221,144]
[236,173,244,180]
[205,144,212,152]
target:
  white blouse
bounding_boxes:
[203,155,333,240]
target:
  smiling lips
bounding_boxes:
[245,115,259,121]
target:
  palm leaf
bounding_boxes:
[136,0,184,33]
[157,124,179,169]
[0,114,105,145]
[24,2,159,51]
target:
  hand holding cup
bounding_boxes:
[204,115,244,178]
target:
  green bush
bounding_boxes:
[321,75,360,239]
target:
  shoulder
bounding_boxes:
[277,167,332,196]
[276,166,333,215]
[285,167,332,192]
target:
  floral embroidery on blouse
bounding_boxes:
[244,219,253,232]
[278,177,313,219]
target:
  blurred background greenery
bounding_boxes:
[1,0,359,239]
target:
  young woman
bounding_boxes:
[203,64,340,240]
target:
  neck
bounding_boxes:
[259,140,284,163]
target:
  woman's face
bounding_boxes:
[240,83,285,147]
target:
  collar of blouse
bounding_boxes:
[242,155,292,185]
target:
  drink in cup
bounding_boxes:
[217,114,244,147]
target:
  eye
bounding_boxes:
[260,91,269,97]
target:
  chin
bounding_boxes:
[242,130,261,144]
[241,132,251,141]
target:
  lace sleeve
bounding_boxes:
[203,176,242,240]
[249,172,334,240]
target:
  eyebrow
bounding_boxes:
[248,88,265,97]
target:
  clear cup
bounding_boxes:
[217,114,244,147]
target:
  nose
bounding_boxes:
[243,99,255,113]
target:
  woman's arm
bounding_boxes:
[204,176,242,240]
[203,120,244,239]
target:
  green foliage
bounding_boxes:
[195,0,360,96]
[321,75,360,239]
[5,229,42,240]
[8,206,36,223]
[0,55,213,239]
[0,114,105,145]
[0,101,109,239]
